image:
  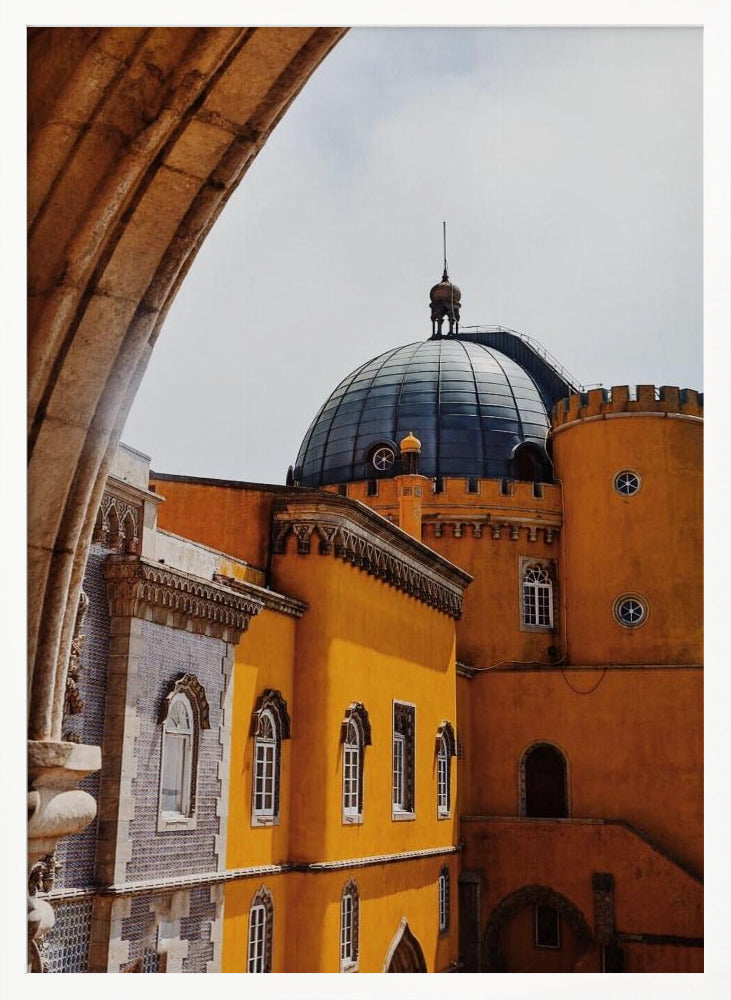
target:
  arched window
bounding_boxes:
[340,880,359,971]
[253,709,277,819]
[522,564,554,628]
[435,721,456,818]
[438,867,450,933]
[341,703,371,822]
[247,887,273,973]
[158,674,210,827]
[522,743,568,818]
[250,689,291,825]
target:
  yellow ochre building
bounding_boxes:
[44,270,702,974]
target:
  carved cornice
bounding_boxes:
[103,556,264,641]
[272,494,471,619]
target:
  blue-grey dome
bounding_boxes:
[293,336,553,487]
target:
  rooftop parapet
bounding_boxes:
[551,385,703,429]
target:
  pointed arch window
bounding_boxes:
[340,880,360,971]
[435,721,456,818]
[158,673,210,830]
[247,887,273,973]
[522,564,554,628]
[251,689,291,825]
[341,703,371,822]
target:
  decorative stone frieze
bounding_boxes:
[93,494,142,554]
[212,573,307,619]
[103,556,264,642]
[272,495,471,619]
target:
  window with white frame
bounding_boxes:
[253,709,277,818]
[250,689,291,825]
[343,721,361,817]
[157,673,210,830]
[435,721,456,818]
[340,703,371,823]
[392,702,415,816]
[247,888,273,972]
[160,693,194,817]
[340,881,359,971]
[438,867,450,933]
[522,564,554,628]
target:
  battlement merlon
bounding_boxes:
[551,385,704,429]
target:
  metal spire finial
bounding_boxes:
[442,220,448,280]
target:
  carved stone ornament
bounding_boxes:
[28,740,101,972]
[435,720,457,757]
[103,555,264,642]
[64,589,89,719]
[158,673,211,729]
[92,492,142,553]
[272,495,471,620]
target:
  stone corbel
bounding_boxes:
[28,740,101,971]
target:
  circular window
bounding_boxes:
[614,470,641,496]
[613,595,648,628]
[371,446,395,472]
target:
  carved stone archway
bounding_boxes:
[483,884,594,972]
[383,918,427,973]
[26,25,346,966]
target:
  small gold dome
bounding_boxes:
[400,431,422,454]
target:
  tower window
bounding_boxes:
[340,703,371,823]
[392,702,415,817]
[522,564,554,628]
[534,904,561,949]
[371,445,395,472]
[614,470,641,496]
[614,594,647,628]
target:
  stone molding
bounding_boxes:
[212,572,307,618]
[63,589,89,728]
[103,555,264,641]
[424,516,560,545]
[272,495,471,619]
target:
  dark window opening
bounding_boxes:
[434,476,444,494]
[512,443,552,483]
[366,478,378,497]
[532,482,543,498]
[500,478,513,496]
[534,904,561,949]
[525,743,567,818]
[467,478,479,494]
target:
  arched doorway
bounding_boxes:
[383,919,427,972]
[511,442,552,482]
[522,742,568,818]
[483,885,594,972]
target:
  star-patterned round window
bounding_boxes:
[613,595,648,628]
[371,445,396,472]
[614,470,641,496]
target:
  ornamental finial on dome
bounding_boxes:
[430,221,461,337]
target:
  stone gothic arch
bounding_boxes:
[483,884,594,972]
[383,918,427,973]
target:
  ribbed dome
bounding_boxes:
[293,337,551,487]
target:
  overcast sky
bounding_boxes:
[123,27,702,484]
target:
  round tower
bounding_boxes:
[551,385,703,665]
